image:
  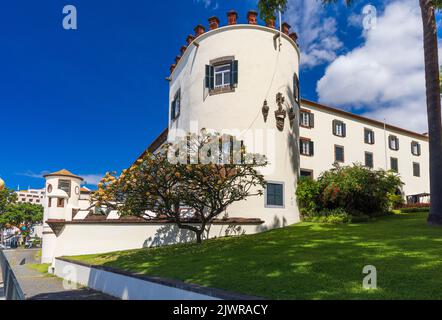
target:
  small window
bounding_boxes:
[332,120,346,137]
[389,135,399,151]
[413,162,421,177]
[58,179,71,197]
[57,198,64,208]
[300,138,314,156]
[364,128,375,144]
[171,89,181,121]
[411,141,421,156]
[293,73,300,105]
[391,157,398,173]
[266,182,284,208]
[48,198,52,208]
[300,169,313,179]
[365,152,374,169]
[205,59,238,94]
[47,184,53,193]
[300,110,314,128]
[335,145,344,163]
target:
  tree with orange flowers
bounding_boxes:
[92,131,267,243]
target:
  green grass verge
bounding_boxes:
[27,263,52,275]
[68,212,442,300]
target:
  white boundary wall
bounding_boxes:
[54,258,235,300]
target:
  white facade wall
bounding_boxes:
[50,222,263,258]
[169,24,301,229]
[299,101,429,196]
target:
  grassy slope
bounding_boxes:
[69,212,442,299]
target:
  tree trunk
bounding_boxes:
[195,231,203,244]
[420,0,442,226]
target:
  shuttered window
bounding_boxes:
[335,145,344,163]
[389,135,399,151]
[170,89,181,121]
[413,162,421,177]
[365,152,374,169]
[293,73,300,105]
[364,129,375,144]
[300,111,314,128]
[300,139,314,156]
[391,157,398,173]
[411,141,421,156]
[333,120,346,137]
[205,59,238,92]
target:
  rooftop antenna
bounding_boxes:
[17,184,20,191]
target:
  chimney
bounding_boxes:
[180,45,187,56]
[247,10,258,25]
[186,34,195,45]
[208,16,220,30]
[265,17,276,29]
[194,24,206,37]
[289,32,298,43]
[175,56,181,64]
[282,22,291,35]
[170,64,176,74]
[227,10,238,25]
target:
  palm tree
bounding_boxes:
[259,0,442,226]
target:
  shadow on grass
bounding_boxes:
[74,212,442,300]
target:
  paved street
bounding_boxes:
[2,249,116,300]
[0,263,5,300]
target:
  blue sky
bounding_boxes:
[0,0,440,189]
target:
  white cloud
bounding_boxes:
[284,0,343,68]
[194,0,218,10]
[17,171,103,186]
[317,0,435,133]
[80,174,103,186]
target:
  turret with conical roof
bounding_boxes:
[41,169,84,264]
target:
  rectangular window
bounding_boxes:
[333,120,346,137]
[364,128,375,144]
[57,198,64,208]
[300,138,314,156]
[300,169,313,179]
[205,59,238,93]
[266,182,284,207]
[335,145,344,163]
[171,90,181,121]
[214,64,231,88]
[391,157,398,173]
[299,110,314,128]
[389,135,399,151]
[413,162,421,177]
[293,73,300,105]
[58,179,71,197]
[48,198,52,208]
[365,152,374,169]
[411,141,421,156]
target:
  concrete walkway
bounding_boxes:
[0,263,4,300]
[2,249,116,300]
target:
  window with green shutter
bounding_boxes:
[205,58,238,95]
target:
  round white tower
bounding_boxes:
[168,11,301,229]
[41,169,83,263]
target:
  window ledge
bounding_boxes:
[209,86,235,96]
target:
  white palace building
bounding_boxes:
[41,11,429,264]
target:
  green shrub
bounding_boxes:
[401,207,430,213]
[297,164,403,218]
[302,208,351,224]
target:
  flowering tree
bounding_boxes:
[93,131,267,243]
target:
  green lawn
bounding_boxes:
[68,212,442,299]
